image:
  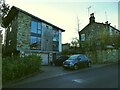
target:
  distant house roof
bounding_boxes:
[79,21,120,33]
[79,13,120,34]
[3,6,65,32]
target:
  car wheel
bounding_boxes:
[74,64,79,70]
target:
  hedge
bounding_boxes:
[2,55,42,85]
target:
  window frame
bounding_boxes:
[31,20,42,34]
[30,20,42,50]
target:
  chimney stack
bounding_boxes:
[105,21,108,24]
[89,13,95,23]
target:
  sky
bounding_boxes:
[5,0,119,44]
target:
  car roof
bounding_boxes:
[71,54,85,57]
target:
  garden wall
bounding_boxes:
[86,49,119,63]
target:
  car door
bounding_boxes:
[77,55,83,66]
[80,55,87,66]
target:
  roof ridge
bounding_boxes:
[11,6,65,32]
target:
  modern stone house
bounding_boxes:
[79,13,120,63]
[3,6,65,65]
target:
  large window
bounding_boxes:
[30,36,41,49]
[53,41,59,51]
[30,20,42,50]
[52,28,59,51]
[53,29,59,41]
[31,21,42,34]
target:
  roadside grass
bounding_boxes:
[2,55,42,85]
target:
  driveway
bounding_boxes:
[4,64,111,88]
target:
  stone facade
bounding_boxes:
[17,12,31,51]
[86,49,119,63]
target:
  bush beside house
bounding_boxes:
[2,55,42,85]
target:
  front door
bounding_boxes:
[41,53,48,65]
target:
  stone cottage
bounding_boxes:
[79,13,120,63]
[3,6,65,65]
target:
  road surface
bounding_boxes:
[5,64,119,88]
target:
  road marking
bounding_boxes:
[72,79,84,83]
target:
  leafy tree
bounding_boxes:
[70,37,80,48]
[0,0,9,44]
[0,0,10,19]
[99,26,120,49]
[70,37,81,54]
[112,33,120,49]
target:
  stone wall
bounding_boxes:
[86,49,119,63]
[16,12,31,51]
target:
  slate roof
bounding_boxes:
[79,21,120,33]
[3,6,65,32]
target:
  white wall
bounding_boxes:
[59,30,62,52]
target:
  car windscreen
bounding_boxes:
[68,55,78,60]
[79,55,89,60]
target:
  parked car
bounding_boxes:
[53,55,69,66]
[63,54,91,70]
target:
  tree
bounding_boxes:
[0,0,10,19]
[70,37,81,54]
[0,0,9,44]
[0,0,10,28]
[71,37,80,48]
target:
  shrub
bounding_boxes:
[2,55,42,85]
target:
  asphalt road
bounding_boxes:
[7,64,119,88]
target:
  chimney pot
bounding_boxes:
[105,21,108,24]
[89,13,95,23]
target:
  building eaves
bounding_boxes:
[110,25,120,33]
[79,23,90,33]
[79,22,101,33]
[5,6,65,32]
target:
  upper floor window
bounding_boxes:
[31,21,42,34]
[53,29,59,41]
[81,34,85,41]
[30,20,42,50]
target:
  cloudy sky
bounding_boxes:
[5,0,119,44]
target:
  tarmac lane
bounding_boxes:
[4,63,118,88]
